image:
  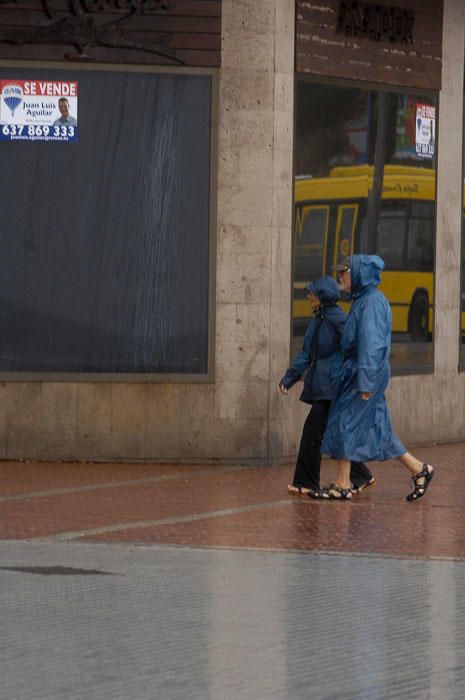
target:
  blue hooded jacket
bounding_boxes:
[342,254,390,392]
[280,276,346,403]
[321,255,405,461]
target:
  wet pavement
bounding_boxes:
[2,442,465,699]
[3,541,465,700]
[1,442,464,558]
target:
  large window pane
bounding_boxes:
[0,69,211,374]
[293,81,437,373]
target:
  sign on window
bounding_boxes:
[0,80,78,142]
[415,104,435,159]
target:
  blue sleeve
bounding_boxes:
[279,319,316,389]
[356,297,389,393]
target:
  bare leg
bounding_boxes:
[397,452,423,476]
[336,459,351,489]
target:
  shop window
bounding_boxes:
[292,80,437,373]
[0,68,212,375]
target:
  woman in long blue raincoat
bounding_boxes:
[321,255,435,501]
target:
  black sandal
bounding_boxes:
[406,464,435,502]
[351,477,376,495]
[322,484,352,500]
[308,488,330,500]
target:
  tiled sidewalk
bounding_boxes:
[1,441,464,559]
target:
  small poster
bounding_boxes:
[415,103,435,159]
[0,80,78,142]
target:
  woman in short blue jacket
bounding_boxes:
[279,276,373,497]
[321,255,436,501]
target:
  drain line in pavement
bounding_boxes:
[35,499,293,542]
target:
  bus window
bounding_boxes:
[376,209,407,270]
[410,201,435,218]
[294,206,329,281]
[407,218,434,270]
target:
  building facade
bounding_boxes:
[0,0,462,462]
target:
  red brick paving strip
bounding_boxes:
[1,442,464,559]
[0,466,286,539]
[0,462,223,497]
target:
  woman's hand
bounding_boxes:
[279,384,288,395]
[360,392,373,401]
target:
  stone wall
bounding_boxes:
[2,0,465,462]
[213,0,295,460]
[0,0,296,462]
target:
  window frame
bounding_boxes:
[459,91,465,372]
[0,62,218,383]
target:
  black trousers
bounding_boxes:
[292,400,373,491]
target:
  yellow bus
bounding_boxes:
[293,164,435,342]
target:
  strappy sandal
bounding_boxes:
[308,488,330,500]
[287,484,311,495]
[406,464,435,502]
[322,484,352,500]
[351,477,376,495]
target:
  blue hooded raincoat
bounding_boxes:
[321,255,406,462]
[280,276,345,403]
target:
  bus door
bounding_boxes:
[333,204,358,270]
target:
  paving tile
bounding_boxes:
[0,461,214,497]
[0,442,463,560]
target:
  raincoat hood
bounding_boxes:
[306,276,340,305]
[350,255,385,298]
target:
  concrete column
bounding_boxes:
[214,0,295,460]
[268,0,297,459]
[431,0,465,438]
[434,0,465,377]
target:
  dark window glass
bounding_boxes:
[376,209,406,270]
[407,218,434,270]
[339,207,355,240]
[294,207,328,281]
[0,69,212,374]
[293,81,437,373]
